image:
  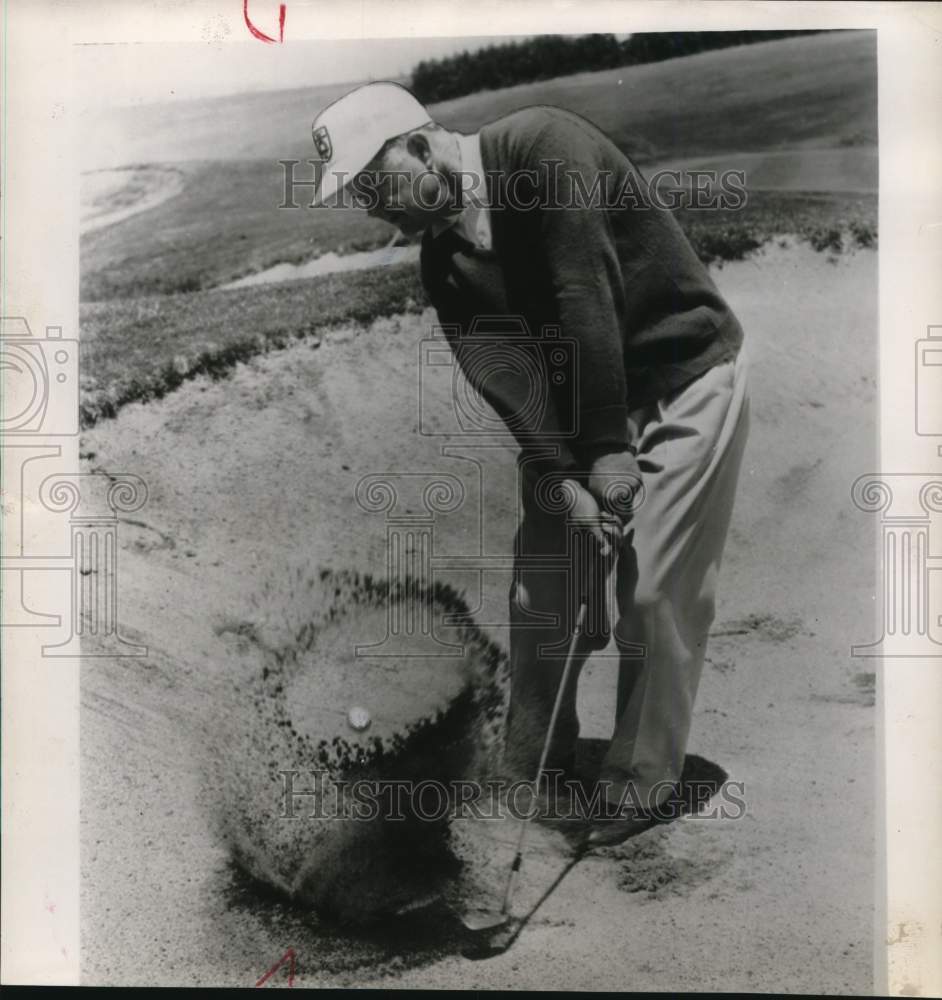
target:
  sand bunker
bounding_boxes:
[81,165,185,234]
[220,244,420,289]
[79,244,877,989]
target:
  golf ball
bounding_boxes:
[347,705,371,731]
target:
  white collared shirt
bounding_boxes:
[431,131,493,252]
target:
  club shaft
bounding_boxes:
[500,601,587,915]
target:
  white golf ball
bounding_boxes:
[347,705,371,731]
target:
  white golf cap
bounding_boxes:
[311,82,433,206]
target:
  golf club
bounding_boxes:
[460,597,588,941]
[459,513,622,954]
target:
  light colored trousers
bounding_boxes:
[505,349,750,809]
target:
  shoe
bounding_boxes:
[582,796,657,848]
[583,812,656,848]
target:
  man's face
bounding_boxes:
[351,134,457,237]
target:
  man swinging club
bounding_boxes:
[310,82,750,847]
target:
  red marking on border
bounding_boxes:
[255,948,296,987]
[243,0,286,43]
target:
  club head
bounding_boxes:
[459,907,511,934]
[460,920,518,960]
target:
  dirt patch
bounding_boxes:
[711,612,808,642]
[812,671,877,708]
[853,671,876,706]
[770,457,825,502]
[612,823,736,901]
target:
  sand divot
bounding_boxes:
[198,566,511,925]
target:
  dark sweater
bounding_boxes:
[420,106,743,474]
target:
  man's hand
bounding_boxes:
[560,478,621,560]
[586,448,643,527]
[559,477,622,649]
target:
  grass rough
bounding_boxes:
[79,190,876,428]
[79,262,425,427]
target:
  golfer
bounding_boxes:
[311,83,750,847]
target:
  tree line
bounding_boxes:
[410,31,826,104]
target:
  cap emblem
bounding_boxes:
[312,124,333,161]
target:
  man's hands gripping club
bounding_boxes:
[560,446,643,557]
